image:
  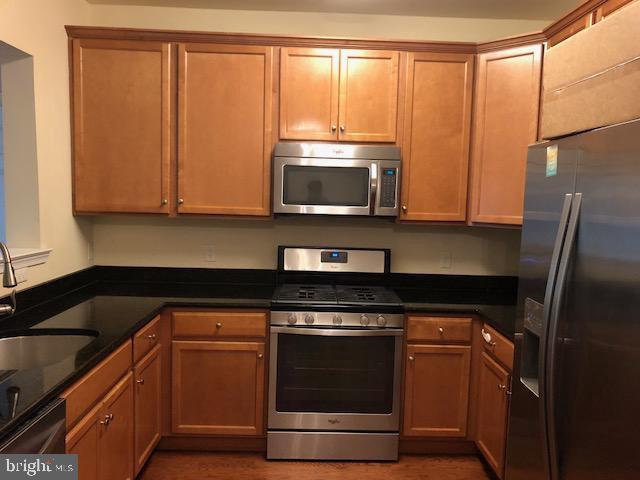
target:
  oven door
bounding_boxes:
[268,327,403,432]
[273,157,375,215]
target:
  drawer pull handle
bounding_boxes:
[438,327,444,334]
[100,413,114,425]
[216,322,223,329]
[136,378,145,385]
[481,328,496,347]
[146,333,157,341]
[408,355,415,361]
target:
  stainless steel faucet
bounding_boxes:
[0,242,17,315]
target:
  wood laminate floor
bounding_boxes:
[139,452,492,480]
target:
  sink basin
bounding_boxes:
[0,329,99,370]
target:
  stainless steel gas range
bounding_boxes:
[267,246,403,461]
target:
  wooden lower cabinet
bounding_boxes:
[134,345,162,475]
[476,352,511,479]
[100,373,135,480]
[171,340,265,436]
[403,344,471,437]
[67,403,101,480]
[67,372,134,480]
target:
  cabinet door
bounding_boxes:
[178,43,273,216]
[401,52,474,221]
[469,45,542,225]
[66,403,101,480]
[338,49,399,142]
[403,344,471,437]
[172,341,265,435]
[476,352,511,479]
[72,39,171,214]
[280,47,339,140]
[99,372,134,480]
[134,345,162,476]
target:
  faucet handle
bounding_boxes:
[0,290,16,316]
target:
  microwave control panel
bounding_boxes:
[379,168,398,208]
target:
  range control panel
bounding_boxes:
[379,168,398,208]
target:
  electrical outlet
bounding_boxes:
[14,268,27,284]
[439,252,452,269]
[205,245,216,262]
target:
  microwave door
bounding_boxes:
[273,158,373,216]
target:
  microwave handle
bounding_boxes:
[370,163,378,215]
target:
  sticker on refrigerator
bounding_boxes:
[546,145,558,177]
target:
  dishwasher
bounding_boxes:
[0,398,66,453]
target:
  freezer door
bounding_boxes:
[549,120,640,480]
[505,141,577,480]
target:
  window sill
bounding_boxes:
[0,247,52,273]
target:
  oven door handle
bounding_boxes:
[270,326,404,337]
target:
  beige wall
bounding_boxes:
[93,216,521,275]
[0,0,93,295]
[87,4,548,42]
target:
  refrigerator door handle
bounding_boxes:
[538,193,573,479]
[545,192,582,480]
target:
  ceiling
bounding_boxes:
[87,0,584,21]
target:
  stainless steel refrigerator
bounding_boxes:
[505,118,640,480]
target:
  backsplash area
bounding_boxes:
[92,216,521,275]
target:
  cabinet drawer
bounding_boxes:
[481,324,514,371]
[134,315,161,363]
[407,316,472,343]
[172,311,267,339]
[62,340,132,428]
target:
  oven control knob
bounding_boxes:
[333,315,343,326]
[287,314,297,325]
[376,315,387,327]
[304,314,315,325]
[360,314,370,326]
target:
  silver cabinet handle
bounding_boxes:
[438,327,444,334]
[408,356,415,361]
[215,322,223,329]
[331,125,337,132]
[339,125,345,132]
[136,378,145,385]
[481,328,496,347]
[161,199,168,205]
[178,198,184,205]
[257,353,264,359]
[146,333,157,341]
[100,413,114,425]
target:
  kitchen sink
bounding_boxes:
[0,329,99,370]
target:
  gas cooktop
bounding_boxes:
[272,284,402,308]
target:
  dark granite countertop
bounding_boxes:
[0,267,516,444]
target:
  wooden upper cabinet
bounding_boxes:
[339,49,399,142]
[403,344,471,437]
[400,52,474,221]
[280,48,339,140]
[469,45,543,226]
[476,352,511,479]
[178,43,274,216]
[72,39,171,214]
[279,48,400,143]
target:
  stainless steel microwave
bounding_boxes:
[273,143,401,216]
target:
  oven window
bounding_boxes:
[276,333,395,414]
[282,166,369,206]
